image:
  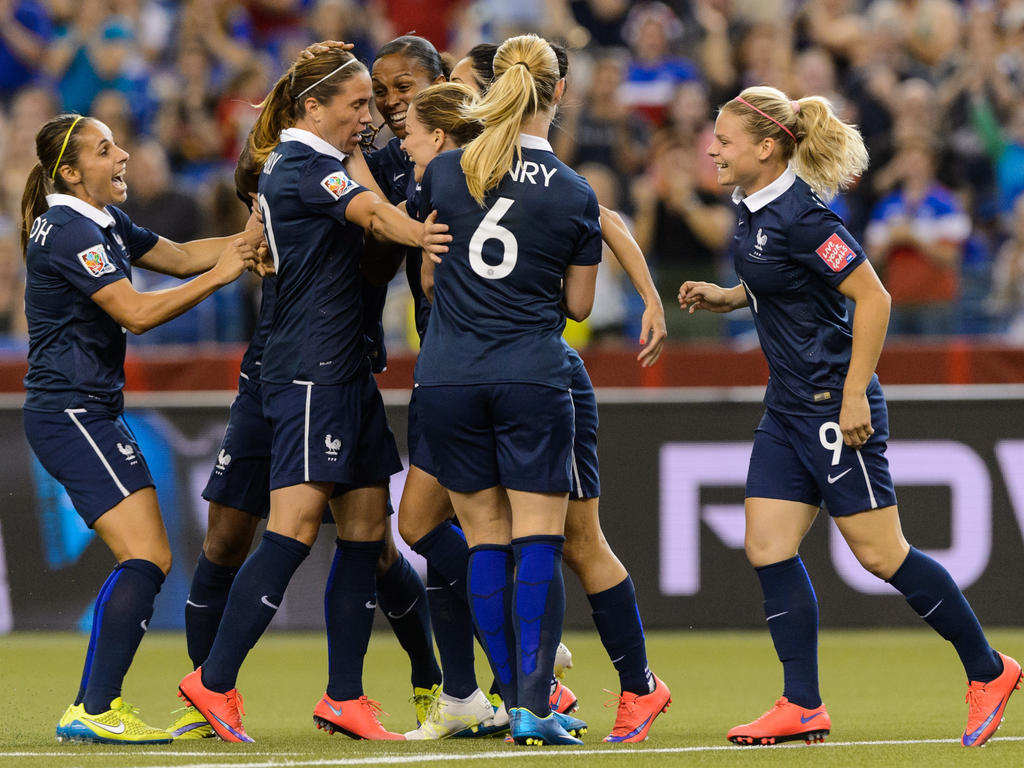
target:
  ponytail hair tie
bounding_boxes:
[790,100,801,114]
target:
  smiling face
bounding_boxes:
[706,108,775,194]
[371,53,440,139]
[57,119,130,209]
[303,70,373,154]
[399,104,443,182]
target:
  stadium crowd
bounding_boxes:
[3,0,1024,347]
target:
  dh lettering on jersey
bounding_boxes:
[508,159,557,187]
[264,151,282,175]
[30,217,53,246]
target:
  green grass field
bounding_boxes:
[2,628,1022,767]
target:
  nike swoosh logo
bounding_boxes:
[800,712,824,724]
[140,619,149,631]
[394,172,405,181]
[449,580,458,587]
[261,595,279,610]
[324,699,344,717]
[386,597,418,620]
[365,601,377,609]
[610,654,626,664]
[425,586,444,591]
[765,611,789,621]
[81,716,126,734]
[827,468,853,484]
[186,600,209,608]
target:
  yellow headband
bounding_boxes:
[51,116,84,180]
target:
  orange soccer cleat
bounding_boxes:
[313,694,405,740]
[727,696,830,746]
[962,652,1023,747]
[549,679,578,715]
[177,668,253,743]
[603,674,672,743]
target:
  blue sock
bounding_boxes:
[468,545,516,706]
[588,576,653,695]
[202,531,309,693]
[185,553,237,669]
[376,554,442,690]
[512,535,565,716]
[410,520,469,603]
[75,567,121,706]
[887,547,1002,682]
[325,539,384,701]
[81,559,165,715]
[426,562,478,698]
[756,556,820,709]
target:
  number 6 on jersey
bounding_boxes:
[469,197,517,280]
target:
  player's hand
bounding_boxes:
[421,210,450,261]
[244,198,263,232]
[298,40,354,60]
[637,300,667,367]
[678,281,735,313]
[252,242,275,277]
[839,391,874,448]
[216,237,259,283]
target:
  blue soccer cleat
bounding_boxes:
[509,707,583,746]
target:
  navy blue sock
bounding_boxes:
[410,521,469,603]
[426,562,478,698]
[376,553,442,690]
[202,531,309,693]
[184,553,237,669]
[756,556,820,709]
[82,559,165,715]
[887,547,1002,682]
[468,545,516,706]
[325,539,384,701]
[588,576,653,695]
[512,535,565,716]
[75,567,121,706]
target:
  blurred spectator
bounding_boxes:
[45,0,139,116]
[631,137,732,338]
[734,21,793,92]
[0,214,26,338]
[869,0,961,74]
[988,195,1024,340]
[865,134,970,336]
[370,0,466,50]
[619,2,700,127]
[119,139,203,243]
[657,79,722,196]
[577,162,630,343]
[1,85,56,223]
[564,0,629,48]
[798,0,865,70]
[0,0,53,104]
[91,88,137,150]
[553,52,645,180]
[215,58,272,163]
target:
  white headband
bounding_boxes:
[295,58,360,99]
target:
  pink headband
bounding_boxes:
[735,96,797,142]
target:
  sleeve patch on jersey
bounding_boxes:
[320,171,357,200]
[76,243,116,277]
[815,233,856,272]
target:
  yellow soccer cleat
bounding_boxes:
[56,698,173,744]
[165,705,215,740]
[410,683,441,727]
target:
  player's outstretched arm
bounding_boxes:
[678,281,747,314]
[599,205,666,367]
[134,208,264,278]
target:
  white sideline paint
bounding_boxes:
[7,737,1024,765]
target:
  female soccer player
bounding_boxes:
[678,85,1021,748]
[413,34,601,747]
[176,47,449,743]
[404,59,672,745]
[21,113,259,744]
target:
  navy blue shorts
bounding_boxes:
[24,407,155,527]
[408,385,436,477]
[568,364,600,500]
[262,371,402,491]
[746,385,898,516]
[202,374,273,518]
[417,383,575,494]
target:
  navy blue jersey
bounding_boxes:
[24,194,158,413]
[730,169,869,415]
[405,175,433,341]
[239,276,277,380]
[365,136,412,205]
[257,128,369,385]
[415,136,602,389]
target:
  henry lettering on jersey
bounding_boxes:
[509,159,557,187]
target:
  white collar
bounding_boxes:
[46,194,115,229]
[279,127,348,163]
[732,166,797,212]
[519,133,553,152]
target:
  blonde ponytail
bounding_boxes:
[460,35,559,205]
[725,86,868,200]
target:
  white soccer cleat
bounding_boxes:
[554,642,573,679]
[403,688,496,740]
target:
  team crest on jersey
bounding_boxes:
[321,172,356,200]
[117,442,138,465]
[325,434,341,459]
[77,244,116,277]
[216,449,231,472]
[815,233,855,272]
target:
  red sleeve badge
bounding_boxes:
[815,233,855,272]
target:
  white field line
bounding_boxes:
[4,736,1024,766]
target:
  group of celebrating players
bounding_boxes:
[20,27,1021,751]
